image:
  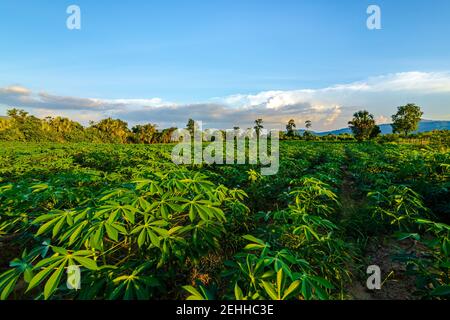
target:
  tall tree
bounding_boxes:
[132,124,157,144]
[92,118,130,144]
[305,120,312,130]
[391,103,423,136]
[254,119,264,136]
[286,119,296,137]
[303,120,313,139]
[186,119,197,136]
[348,110,376,141]
[160,127,177,144]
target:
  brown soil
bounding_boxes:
[340,160,420,300]
[347,238,421,300]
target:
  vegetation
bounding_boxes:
[0,109,176,144]
[0,103,449,300]
[286,119,296,137]
[254,119,264,137]
[348,110,377,141]
[392,104,424,136]
[0,136,448,300]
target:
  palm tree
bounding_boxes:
[286,119,296,137]
[93,118,130,143]
[305,120,312,130]
[254,119,264,136]
[348,110,376,141]
[132,124,157,144]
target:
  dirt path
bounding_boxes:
[339,152,418,300]
[351,238,419,300]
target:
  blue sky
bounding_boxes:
[1,0,450,130]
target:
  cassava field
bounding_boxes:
[0,140,449,300]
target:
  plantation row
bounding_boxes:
[0,140,448,299]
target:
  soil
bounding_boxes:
[340,158,420,300]
[347,238,420,300]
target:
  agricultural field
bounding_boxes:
[0,140,449,300]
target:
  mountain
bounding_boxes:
[302,120,450,136]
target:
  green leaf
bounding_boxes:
[137,229,146,248]
[431,285,450,296]
[310,276,334,289]
[261,281,278,300]
[148,230,160,248]
[44,264,65,299]
[234,283,244,300]
[0,274,18,300]
[244,243,265,251]
[69,222,87,245]
[73,257,98,270]
[282,280,300,300]
[242,235,265,245]
[182,285,205,300]
[36,219,58,236]
[395,232,420,241]
[105,223,119,241]
[277,269,283,299]
[27,260,62,292]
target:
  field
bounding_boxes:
[0,140,449,300]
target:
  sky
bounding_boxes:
[0,0,450,131]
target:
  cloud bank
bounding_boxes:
[1,71,449,131]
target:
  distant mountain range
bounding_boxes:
[298,120,450,136]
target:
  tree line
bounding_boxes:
[283,103,424,141]
[0,109,177,144]
[0,103,427,144]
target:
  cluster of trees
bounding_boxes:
[0,103,428,144]
[282,103,424,141]
[349,104,423,141]
[0,109,177,144]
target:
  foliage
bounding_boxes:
[286,119,296,137]
[254,119,264,137]
[391,103,424,136]
[348,110,377,141]
[0,137,448,300]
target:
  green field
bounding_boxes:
[0,141,449,300]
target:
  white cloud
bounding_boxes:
[1,71,449,130]
[375,115,390,125]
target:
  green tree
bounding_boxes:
[254,119,263,136]
[348,110,376,141]
[132,124,157,144]
[91,118,130,143]
[286,119,296,137]
[186,119,198,136]
[303,120,313,139]
[6,108,48,142]
[305,120,312,130]
[391,103,423,136]
[370,125,382,139]
[43,116,86,142]
[159,127,177,144]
